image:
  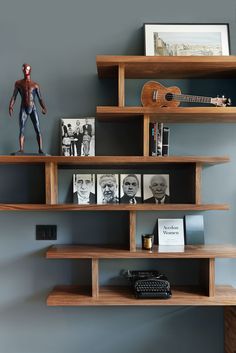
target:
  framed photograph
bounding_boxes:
[73,174,96,204]
[61,118,95,156]
[144,23,230,56]
[158,218,185,245]
[120,174,142,204]
[143,174,170,204]
[97,174,119,204]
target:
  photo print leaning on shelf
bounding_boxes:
[61,117,95,156]
[97,174,119,204]
[73,174,96,204]
[143,174,170,204]
[120,174,142,204]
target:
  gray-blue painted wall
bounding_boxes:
[0,0,236,352]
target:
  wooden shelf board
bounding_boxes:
[0,155,229,165]
[96,55,236,79]
[47,285,236,306]
[46,244,236,259]
[0,203,229,211]
[96,106,236,123]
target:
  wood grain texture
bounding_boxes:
[92,259,99,298]
[45,162,58,204]
[96,106,236,123]
[47,285,236,306]
[141,81,181,107]
[96,55,236,79]
[0,155,229,165]
[118,64,125,107]
[0,203,229,211]
[225,307,236,353]
[46,244,236,259]
[129,211,136,251]
[200,259,215,297]
[143,114,150,156]
[195,163,202,204]
[208,258,215,297]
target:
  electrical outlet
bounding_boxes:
[36,225,57,240]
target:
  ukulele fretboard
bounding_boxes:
[173,94,212,104]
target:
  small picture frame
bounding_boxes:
[143,174,170,204]
[120,174,142,204]
[97,174,119,204]
[61,118,95,156]
[144,23,230,56]
[158,218,185,246]
[73,174,96,204]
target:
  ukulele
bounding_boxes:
[141,81,231,108]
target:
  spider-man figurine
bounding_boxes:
[9,63,47,154]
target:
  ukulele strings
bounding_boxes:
[148,93,212,102]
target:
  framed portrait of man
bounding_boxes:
[120,174,142,204]
[97,174,119,204]
[73,174,96,204]
[143,174,170,204]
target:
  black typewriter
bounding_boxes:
[125,270,172,299]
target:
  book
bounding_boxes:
[149,122,155,156]
[156,123,163,156]
[162,127,170,156]
[184,215,205,245]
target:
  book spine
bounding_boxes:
[149,123,155,156]
[156,123,163,156]
[153,123,157,156]
[162,127,170,156]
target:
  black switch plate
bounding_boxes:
[36,225,57,240]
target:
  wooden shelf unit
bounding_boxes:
[0,155,229,164]
[0,203,229,211]
[96,55,236,79]
[96,106,236,123]
[47,285,236,307]
[46,244,236,305]
[1,55,235,350]
[46,244,236,259]
[95,56,236,352]
[0,155,228,208]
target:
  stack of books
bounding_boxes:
[149,123,170,156]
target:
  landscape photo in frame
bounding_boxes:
[144,23,230,56]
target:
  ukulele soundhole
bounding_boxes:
[165,93,174,101]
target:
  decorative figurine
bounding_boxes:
[9,63,47,154]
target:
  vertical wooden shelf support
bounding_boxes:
[118,64,125,107]
[200,258,215,297]
[92,258,99,298]
[225,306,236,353]
[45,162,58,205]
[129,211,136,251]
[195,163,202,204]
[143,115,150,157]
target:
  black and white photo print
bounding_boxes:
[143,174,170,204]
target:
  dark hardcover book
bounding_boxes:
[184,215,205,245]
[156,123,163,156]
[162,127,170,156]
[149,122,155,156]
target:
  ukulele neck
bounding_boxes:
[173,94,212,104]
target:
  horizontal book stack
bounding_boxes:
[149,123,170,156]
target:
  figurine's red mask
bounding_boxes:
[22,64,31,77]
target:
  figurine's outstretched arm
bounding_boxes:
[9,84,19,116]
[36,85,47,114]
